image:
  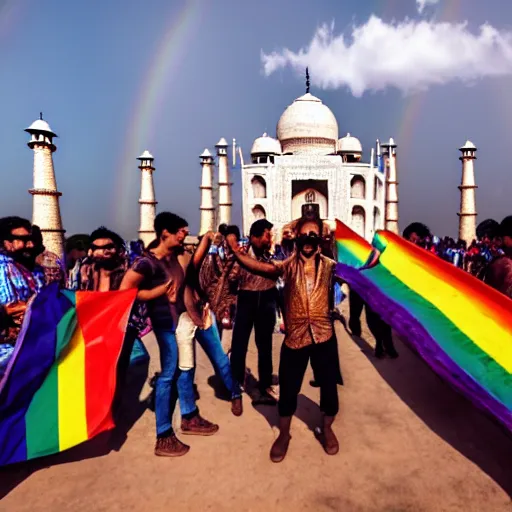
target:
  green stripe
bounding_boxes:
[25,306,78,459]
[367,265,512,409]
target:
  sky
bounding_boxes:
[1,0,512,240]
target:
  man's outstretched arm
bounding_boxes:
[226,234,282,278]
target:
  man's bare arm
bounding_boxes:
[225,235,281,278]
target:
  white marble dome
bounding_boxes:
[25,118,57,137]
[338,133,362,154]
[251,133,282,155]
[276,93,338,154]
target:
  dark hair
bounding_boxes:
[146,238,159,250]
[65,234,90,253]
[499,216,512,238]
[226,225,241,241]
[295,216,323,236]
[154,212,188,238]
[31,225,45,254]
[403,222,431,241]
[0,216,32,244]
[476,219,500,240]
[90,226,125,249]
[218,224,228,236]
[249,219,273,238]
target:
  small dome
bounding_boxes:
[460,140,476,150]
[137,150,154,160]
[25,118,57,137]
[276,93,338,154]
[338,133,362,154]
[200,148,212,158]
[251,133,282,155]
[215,137,228,148]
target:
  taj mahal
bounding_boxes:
[22,79,478,258]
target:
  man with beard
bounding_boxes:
[485,216,512,298]
[0,217,45,372]
[70,226,147,412]
[230,219,279,405]
[226,216,340,462]
[121,212,217,457]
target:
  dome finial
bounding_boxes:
[306,67,310,93]
[39,112,43,120]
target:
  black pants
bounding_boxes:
[349,290,394,350]
[278,336,339,417]
[231,288,276,391]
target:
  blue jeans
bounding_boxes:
[153,329,180,436]
[177,317,241,416]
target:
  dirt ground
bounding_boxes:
[1,306,511,512]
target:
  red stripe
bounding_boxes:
[76,290,137,438]
[378,230,512,331]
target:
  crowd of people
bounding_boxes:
[0,209,511,463]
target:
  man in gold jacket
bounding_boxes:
[226,215,340,463]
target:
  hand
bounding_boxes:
[6,302,27,319]
[226,234,239,251]
[204,231,215,242]
[165,279,178,302]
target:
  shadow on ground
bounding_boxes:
[0,361,149,500]
[350,330,512,497]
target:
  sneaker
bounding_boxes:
[231,397,243,417]
[154,434,190,457]
[181,414,219,436]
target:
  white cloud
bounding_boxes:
[416,0,440,15]
[261,16,512,97]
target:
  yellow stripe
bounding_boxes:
[381,244,512,373]
[57,326,88,451]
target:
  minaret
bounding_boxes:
[216,137,232,226]
[458,141,477,244]
[382,137,399,234]
[25,114,65,259]
[137,150,157,247]
[199,149,215,235]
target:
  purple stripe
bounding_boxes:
[337,263,512,432]
[0,284,73,466]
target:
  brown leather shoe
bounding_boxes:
[231,397,243,417]
[181,414,219,436]
[270,433,291,463]
[154,434,190,457]
[323,426,339,455]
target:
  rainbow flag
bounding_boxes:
[0,284,137,466]
[335,220,512,431]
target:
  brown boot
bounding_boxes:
[154,434,190,457]
[317,415,339,455]
[231,397,243,417]
[181,413,219,436]
[270,416,292,463]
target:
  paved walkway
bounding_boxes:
[1,309,511,511]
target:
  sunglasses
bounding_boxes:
[7,235,32,243]
[297,232,321,240]
[91,243,117,251]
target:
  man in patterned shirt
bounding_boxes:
[0,217,45,374]
[226,215,340,462]
[230,219,279,405]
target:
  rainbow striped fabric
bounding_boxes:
[0,284,136,466]
[335,220,512,431]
